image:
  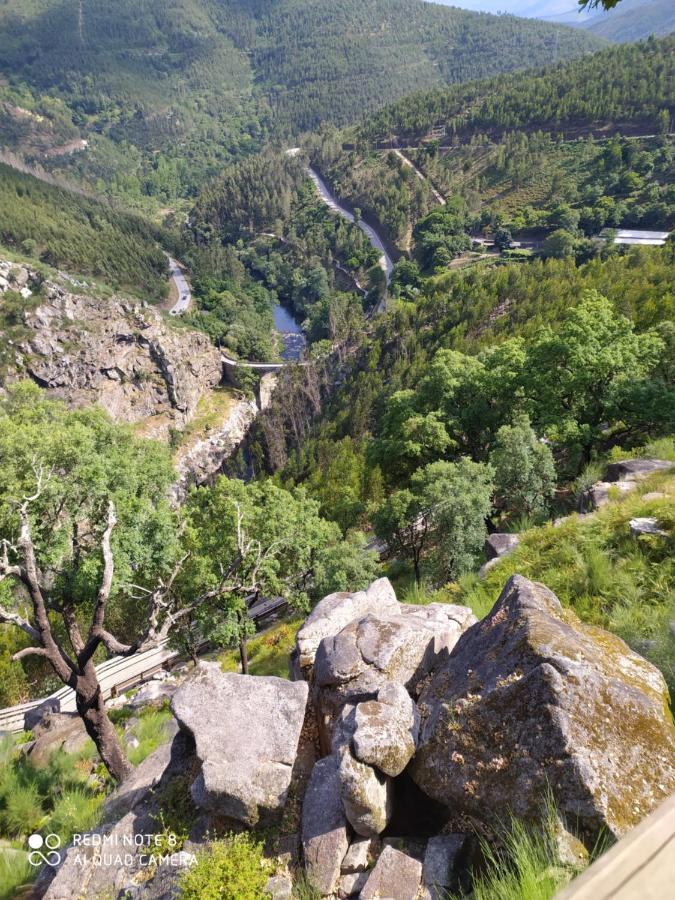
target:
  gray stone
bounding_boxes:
[41,731,193,899]
[412,575,675,844]
[583,479,637,511]
[24,698,61,732]
[641,491,666,502]
[296,578,400,671]
[352,683,420,777]
[302,755,349,896]
[485,532,520,561]
[27,713,89,767]
[171,663,308,826]
[605,458,672,482]
[629,517,667,538]
[338,746,392,837]
[341,837,378,873]
[360,845,423,900]
[129,678,176,708]
[338,871,368,897]
[314,604,475,744]
[265,874,293,900]
[422,834,468,898]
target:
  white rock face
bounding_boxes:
[171,663,308,826]
[296,578,399,670]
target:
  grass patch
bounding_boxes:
[121,704,174,766]
[219,617,304,678]
[171,388,239,454]
[464,812,586,900]
[454,470,675,691]
[0,847,32,900]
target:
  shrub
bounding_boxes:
[178,833,272,900]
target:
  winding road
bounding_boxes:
[168,256,192,316]
[306,166,394,284]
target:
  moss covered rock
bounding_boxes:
[412,575,675,845]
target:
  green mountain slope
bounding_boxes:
[581,0,675,43]
[0,163,169,300]
[0,0,604,207]
[356,36,673,143]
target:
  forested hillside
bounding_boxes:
[0,163,169,299]
[0,0,603,209]
[309,37,673,251]
[582,0,675,43]
[357,36,673,142]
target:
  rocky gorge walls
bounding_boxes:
[0,260,271,493]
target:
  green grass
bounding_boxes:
[0,699,176,886]
[219,618,304,679]
[120,704,174,766]
[455,469,675,692]
[0,846,32,900]
[464,812,585,900]
[178,832,272,900]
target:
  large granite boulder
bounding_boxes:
[171,663,308,826]
[338,745,393,837]
[27,712,90,767]
[40,731,195,899]
[302,755,350,896]
[412,575,675,844]
[313,604,475,744]
[352,683,420,777]
[296,578,399,671]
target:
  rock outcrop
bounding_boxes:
[39,728,195,900]
[352,683,420,777]
[583,458,672,511]
[360,845,423,900]
[313,603,475,741]
[171,663,309,827]
[295,578,400,673]
[9,267,223,438]
[485,532,520,561]
[412,575,675,843]
[337,745,393,837]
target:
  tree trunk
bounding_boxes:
[413,552,421,586]
[239,635,249,675]
[75,665,131,781]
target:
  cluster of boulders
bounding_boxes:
[39,573,675,899]
[0,258,35,299]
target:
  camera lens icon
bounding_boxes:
[28,833,62,867]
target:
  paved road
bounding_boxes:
[168,256,191,316]
[393,149,446,206]
[306,166,394,284]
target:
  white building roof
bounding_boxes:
[611,229,670,247]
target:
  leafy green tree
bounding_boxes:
[413,459,494,582]
[373,488,429,585]
[542,229,577,259]
[179,478,370,671]
[490,415,556,518]
[0,384,178,780]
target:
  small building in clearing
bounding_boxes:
[610,229,671,246]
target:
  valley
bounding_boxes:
[0,4,672,900]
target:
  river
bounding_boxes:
[273,302,306,361]
[271,161,394,358]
